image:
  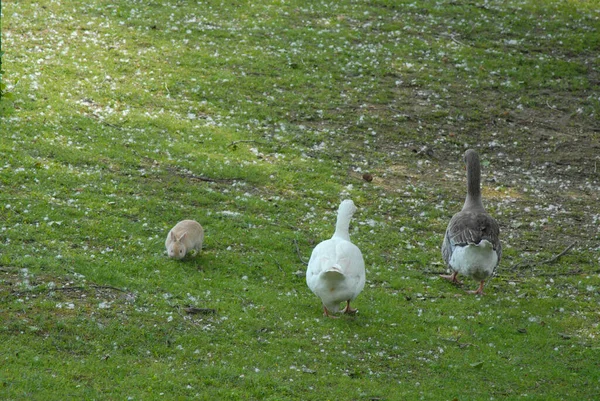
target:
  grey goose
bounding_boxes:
[441,149,502,295]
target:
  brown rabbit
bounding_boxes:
[165,220,204,259]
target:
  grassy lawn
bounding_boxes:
[1,0,599,399]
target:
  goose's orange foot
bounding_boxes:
[342,301,357,315]
[467,281,486,295]
[440,271,462,285]
[323,306,339,319]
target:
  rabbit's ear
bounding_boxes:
[170,231,177,241]
[179,232,188,241]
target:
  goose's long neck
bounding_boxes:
[463,156,485,212]
[333,214,351,241]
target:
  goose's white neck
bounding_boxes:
[332,200,356,241]
[333,216,352,241]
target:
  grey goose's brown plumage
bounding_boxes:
[441,149,501,295]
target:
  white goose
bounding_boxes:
[306,200,366,318]
[441,149,502,295]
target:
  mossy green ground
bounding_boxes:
[1,0,599,399]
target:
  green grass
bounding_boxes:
[1,0,600,399]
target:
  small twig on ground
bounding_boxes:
[175,305,186,319]
[227,140,267,148]
[540,241,578,264]
[102,121,123,130]
[12,284,128,296]
[509,241,578,270]
[166,167,241,183]
[47,286,86,292]
[54,285,127,293]
[272,258,284,273]
[535,269,600,277]
[293,238,308,265]
[184,307,217,315]
[536,271,581,277]
[422,270,448,275]
[498,277,524,283]
[441,33,467,47]
[441,337,477,349]
[508,257,535,270]
[90,284,128,293]
[400,260,422,265]
[269,221,302,231]
[186,174,239,183]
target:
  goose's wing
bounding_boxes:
[334,240,366,297]
[443,210,501,265]
[306,239,337,290]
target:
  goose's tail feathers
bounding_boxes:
[322,265,345,279]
